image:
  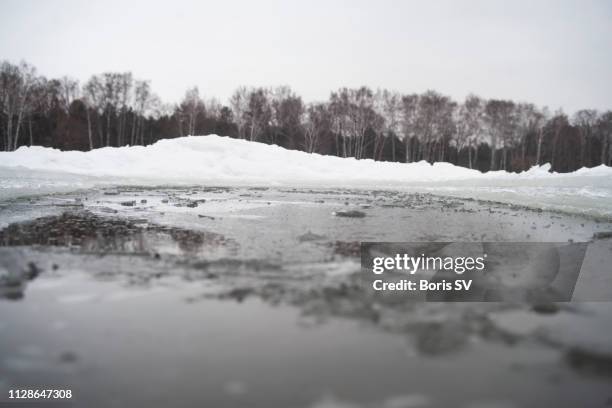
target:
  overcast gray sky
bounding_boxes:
[0,0,610,113]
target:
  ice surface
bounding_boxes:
[1,186,611,407]
[1,135,611,216]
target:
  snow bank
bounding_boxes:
[1,135,611,217]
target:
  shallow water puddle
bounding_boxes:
[1,271,611,408]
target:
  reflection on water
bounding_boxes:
[1,187,612,407]
[1,270,611,408]
[1,269,611,408]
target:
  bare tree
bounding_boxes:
[456,95,483,168]
[596,111,612,166]
[205,97,222,119]
[328,87,382,159]
[329,89,350,157]
[303,103,330,153]
[178,86,205,136]
[102,73,119,147]
[271,86,304,147]
[484,99,515,170]
[246,88,271,142]
[517,104,548,167]
[117,73,133,146]
[573,109,598,167]
[400,94,419,162]
[83,75,105,148]
[0,61,20,150]
[132,80,153,145]
[548,111,568,170]
[57,76,80,113]
[0,61,37,150]
[230,86,250,139]
[377,90,401,161]
[346,87,377,160]
[408,90,456,163]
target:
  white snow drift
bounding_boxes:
[1,135,611,217]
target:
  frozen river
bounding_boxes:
[1,186,611,407]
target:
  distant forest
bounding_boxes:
[1,60,611,173]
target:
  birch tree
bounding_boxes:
[0,61,37,150]
[246,88,271,142]
[303,103,330,153]
[572,109,598,167]
[456,95,483,168]
[400,94,419,162]
[230,86,249,139]
[596,111,612,166]
[484,99,515,170]
[378,90,401,162]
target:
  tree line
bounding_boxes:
[1,60,611,173]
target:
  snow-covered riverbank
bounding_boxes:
[1,135,611,217]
